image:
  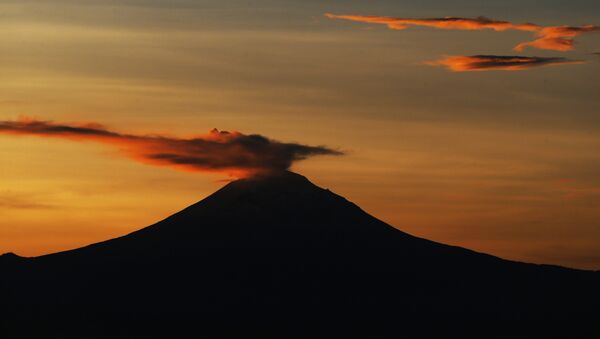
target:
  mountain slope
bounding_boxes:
[1,171,599,338]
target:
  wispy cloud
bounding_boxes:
[0,192,54,210]
[326,14,598,52]
[515,25,600,52]
[0,118,343,178]
[554,179,600,201]
[426,55,584,72]
[325,14,539,32]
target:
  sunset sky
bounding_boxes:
[1,0,600,269]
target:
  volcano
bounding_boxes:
[1,171,599,338]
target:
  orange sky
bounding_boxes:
[1,0,600,269]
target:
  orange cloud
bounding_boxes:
[0,118,342,178]
[515,25,600,52]
[325,14,540,32]
[427,55,584,72]
[326,14,598,52]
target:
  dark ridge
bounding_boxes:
[0,252,23,262]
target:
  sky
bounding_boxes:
[1,0,600,269]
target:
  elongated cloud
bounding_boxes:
[515,25,600,52]
[427,55,584,72]
[0,118,342,178]
[325,14,540,32]
[0,192,53,209]
[326,14,598,51]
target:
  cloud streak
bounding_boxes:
[326,14,598,52]
[0,118,343,178]
[515,25,600,52]
[325,14,540,32]
[0,192,54,210]
[427,55,584,72]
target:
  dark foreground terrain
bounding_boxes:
[1,172,599,338]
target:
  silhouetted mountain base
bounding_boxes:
[1,172,599,338]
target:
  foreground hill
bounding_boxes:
[1,172,598,338]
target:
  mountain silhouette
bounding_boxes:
[1,171,599,338]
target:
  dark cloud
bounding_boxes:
[427,55,585,72]
[0,118,343,178]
